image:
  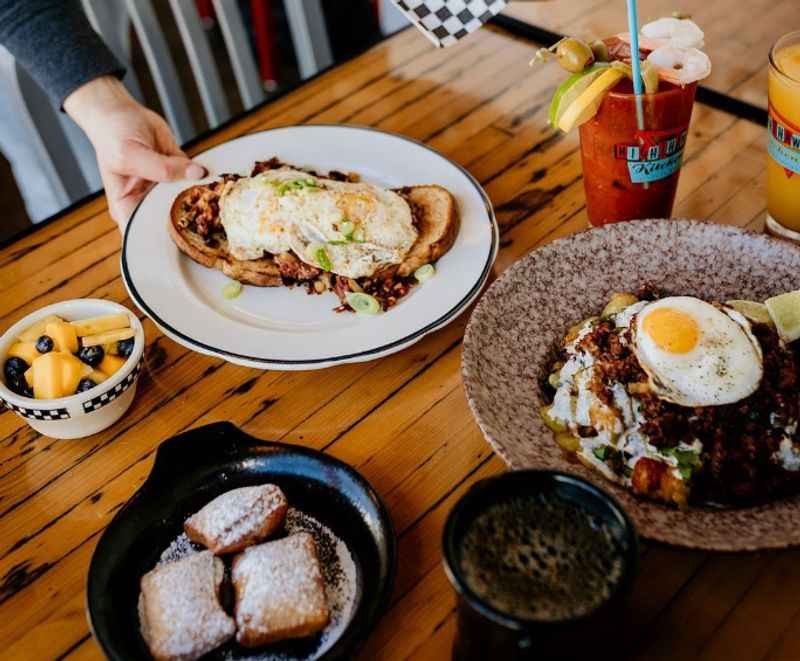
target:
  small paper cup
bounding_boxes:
[0,299,144,439]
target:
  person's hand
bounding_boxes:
[64,76,206,228]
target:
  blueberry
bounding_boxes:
[6,374,32,398]
[4,357,28,382]
[117,338,134,358]
[76,378,97,393]
[78,345,104,367]
[36,335,54,353]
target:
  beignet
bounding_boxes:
[138,550,235,660]
[232,532,330,646]
[184,484,288,555]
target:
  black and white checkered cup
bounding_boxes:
[0,299,144,439]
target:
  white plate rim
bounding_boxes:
[121,124,498,368]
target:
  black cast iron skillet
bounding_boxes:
[86,421,396,660]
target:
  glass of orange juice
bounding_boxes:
[766,31,800,241]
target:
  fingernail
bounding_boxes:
[185,163,206,179]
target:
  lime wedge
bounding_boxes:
[766,291,800,342]
[548,63,610,128]
[557,68,625,133]
[725,300,773,326]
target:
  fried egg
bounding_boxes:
[633,296,763,407]
[219,174,293,260]
[219,168,418,278]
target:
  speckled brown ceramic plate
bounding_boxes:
[462,220,800,551]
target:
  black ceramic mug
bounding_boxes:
[442,470,639,661]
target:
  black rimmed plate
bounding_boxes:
[121,125,498,370]
[86,422,396,660]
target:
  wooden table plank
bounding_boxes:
[0,23,780,661]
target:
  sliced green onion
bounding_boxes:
[222,280,242,300]
[352,228,366,243]
[592,446,608,461]
[414,264,435,283]
[327,240,349,246]
[315,247,333,272]
[340,220,355,237]
[345,292,381,315]
[274,178,320,196]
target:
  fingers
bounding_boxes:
[102,171,153,230]
[153,117,186,157]
[115,139,206,182]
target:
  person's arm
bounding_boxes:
[0,0,205,228]
[0,0,124,109]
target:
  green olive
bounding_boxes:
[590,40,610,63]
[555,38,594,73]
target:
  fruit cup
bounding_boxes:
[0,300,144,439]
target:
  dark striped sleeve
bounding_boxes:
[0,0,125,108]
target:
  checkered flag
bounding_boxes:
[392,0,508,48]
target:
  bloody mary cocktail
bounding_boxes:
[579,79,697,227]
[531,15,710,227]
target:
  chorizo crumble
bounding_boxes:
[545,286,800,507]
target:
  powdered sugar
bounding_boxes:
[282,509,358,659]
[233,532,329,643]
[226,509,358,661]
[139,551,235,659]
[159,532,201,564]
[185,485,287,552]
[154,504,358,661]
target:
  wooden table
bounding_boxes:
[0,21,790,661]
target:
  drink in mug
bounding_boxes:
[458,495,623,622]
[766,31,800,241]
[579,79,697,226]
[442,471,638,661]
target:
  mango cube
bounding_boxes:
[60,353,85,394]
[46,321,78,354]
[17,315,63,343]
[88,369,108,384]
[32,353,64,399]
[99,354,127,377]
[7,342,40,366]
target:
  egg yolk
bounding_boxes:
[642,308,700,353]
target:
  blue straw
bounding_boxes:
[626,0,646,124]
[626,0,647,184]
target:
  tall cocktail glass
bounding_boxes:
[579,79,697,226]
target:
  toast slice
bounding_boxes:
[169,185,284,287]
[396,185,460,277]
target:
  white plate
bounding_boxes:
[122,125,498,370]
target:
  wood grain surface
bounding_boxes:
[504,0,793,108]
[0,22,785,661]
